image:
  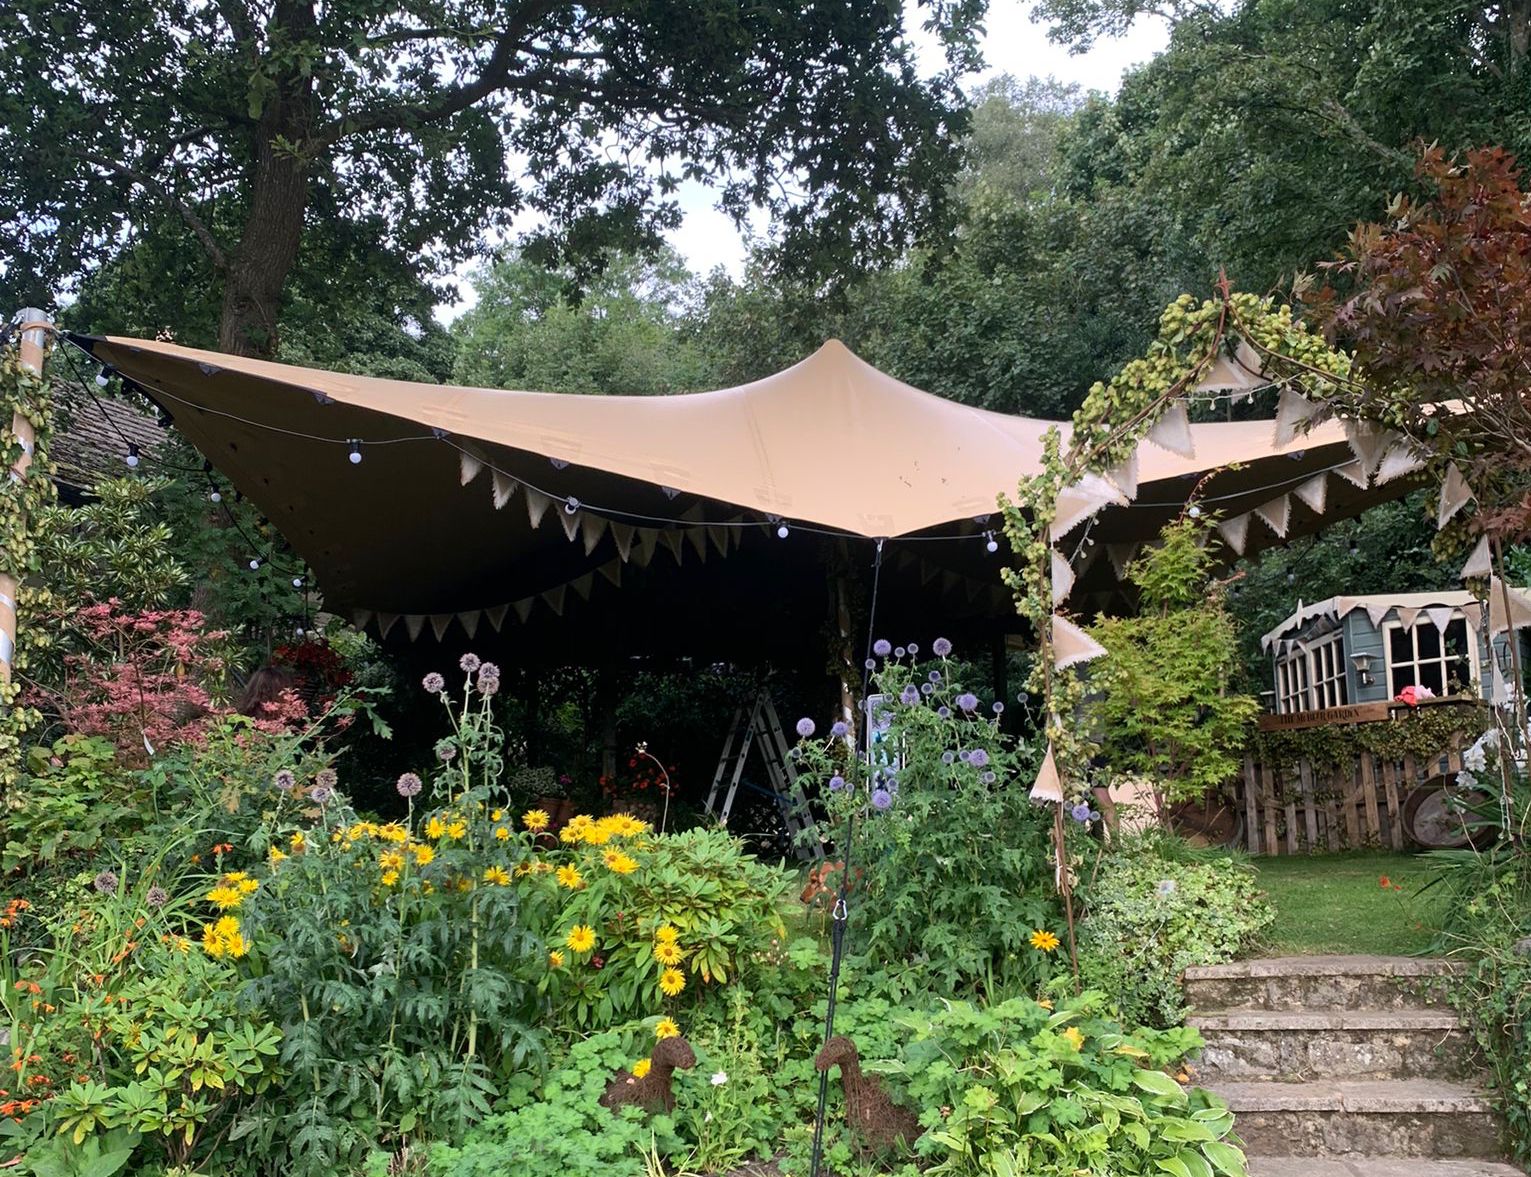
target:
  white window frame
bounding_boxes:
[1308,633,1349,709]
[1275,650,1311,714]
[1383,613,1478,699]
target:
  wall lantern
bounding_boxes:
[1351,652,1375,687]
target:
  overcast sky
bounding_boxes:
[438,1,1167,321]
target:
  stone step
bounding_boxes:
[1213,1079,1503,1159]
[1188,1009,1474,1081]
[1184,955,1461,1013]
[1249,1157,1526,1176]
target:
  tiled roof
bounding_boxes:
[51,380,169,492]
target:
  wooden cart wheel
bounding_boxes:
[1401,776,1499,850]
[1165,793,1245,849]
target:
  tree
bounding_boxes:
[1,0,982,357]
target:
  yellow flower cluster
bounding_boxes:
[655,1018,681,1040]
[659,967,686,997]
[523,809,550,832]
[206,871,260,911]
[632,1058,652,1079]
[652,924,685,967]
[202,915,249,959]
[559,813,649,846]
[602,849,639,875]
[566,924,596,953]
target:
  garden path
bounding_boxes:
[1184,956,1526,1177]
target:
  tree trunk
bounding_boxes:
[217,1,317,358]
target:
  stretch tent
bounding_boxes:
[68,334,1421,661]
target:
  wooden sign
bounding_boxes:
[1257,701,1393,732]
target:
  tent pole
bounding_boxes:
[1,309,50,693]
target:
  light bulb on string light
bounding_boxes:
[984,531,999,553]
[776,519,790,539]
[1188,504,1202,518]
[249,558,262,571]
[348,440,362,464]
[209,489,221,503]
[124,444,140,469]
[95,367,112,388]
[564,496,580,515]
[292,577,304,589]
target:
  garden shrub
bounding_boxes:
[886,992,1247,1176]
[1077,836,1274,1028]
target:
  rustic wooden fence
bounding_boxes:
[1234,728,1475,856]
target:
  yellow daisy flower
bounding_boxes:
[548,950,566,969]
[495,826,510,841]
[410,843,436,867]
[483,866,511,886]
[446,820,467,840]
[654,923,680,944]
[290,831,306,850]
[378,823,409,843]
[566,924,596,953]
[653,940,684,966]
[381,869,400,886]
[491,809,504,822]
[604,850,639,875]
[1030,929,1061,953]
[632,1058,652,1079]
[425,816,447,839]
[379,850,405,872]
[659,968,686,997]
[555,864,585,890]
[654,1018,681,1040]
[268,847,287,866]
[523,809,550,832]
[206,885,244,911]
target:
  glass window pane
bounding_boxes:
[1445,619,1469,657]
[1417,624,1441,659]
[1446,658,1471,694]
[1420,662,1445,694]
[1394,664,1417,689]
[1390,626,1412,663]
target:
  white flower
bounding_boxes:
[710,1071,728,1087]
[1155,879,1177,897]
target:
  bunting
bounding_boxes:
[1253,494,1292,538]
[1106,543,1139,579]
[1375,445,1425,485]
[458,445,486,486]
[1053,614,1108,670]
[1051,549,1075,605]
[1438,464,1473,530]
[525,487,552,529]
[1293,474,1328,516]
[1147,401,1196,459]
[485,604,510,631]
[1054,473,1128,538]
[1105,448,1140,499]
[1217,513,1251,555]
[1334,459,1371,490]
[1273,387,1323,448]
[491,470,517,510]
[1460,535,1492,581]
[1029,742,1064,804]
[1343,420,1396,477]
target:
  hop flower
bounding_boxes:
[871,788,893,811]
[459,653,481,673]
[659,967,686,996]
[523,809,550,832]
[566,925,596,953]
[932,637,953,657]
[655,1017,681,1040]
[93,871,118,896]
[272,769,296,791]
[434,739,457,763]
[1030,929,1061,952]
[422,672,446,694]
[146,886,168,908]
[872,639,892,657]
[477,663,502,696]
[482,866,511,886]
[395,772,423,798]
[556,865,585,890]
[796,717,816,738]
[956,692,979,712]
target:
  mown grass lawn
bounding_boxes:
[1253,851,1446,957]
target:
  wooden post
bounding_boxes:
[0,309,50,691]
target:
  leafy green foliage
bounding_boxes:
[1077,837,1274,1028]
[5,736,141,875]
[882,991,1243,1176]
[1087,515,1260,812]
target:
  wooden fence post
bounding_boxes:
[0,308,51,691]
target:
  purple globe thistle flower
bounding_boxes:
[795,717,816,738]
[969,748,990,769]
[830,720,849,739]
[937,706,951,719]
[893,646,906,659]
[899,685,921,706]
[864,658,877,671]
[981,771,996,784]
[1089,809,1102,822]
[992,702,1005,715]
[396,772,423,798]
[93,870,118,895]
[907,642,920,655]
[870,788,894,811]
[459,652,481,673]
[310,784,334,804]
[872,639,892,657]
[146,885,168,908]
[956,692,979,713]
[958,749,972,763]
[932,637,953,657]
[1070,802,1092,823]
[929,670,942,683]
[315,768,338,791]
[920,682,934,695]
[478,663,502,696]
[828,774,846,792]
[435,739,458,763]
[272,769,296,791]
[422,672,446,694]
[941,751,956,765]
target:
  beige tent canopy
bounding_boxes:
[69,333,1418,658]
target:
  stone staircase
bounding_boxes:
[1183,955,1526,1177]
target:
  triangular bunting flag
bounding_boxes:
[558,507,580,542]
[1462,601,1483,630]
[1438,463,1473,529]
[1053,614,1108,670]
[941,569,962,595]
[1147,401,1196,459]
[634,530,657,567]
[1364,602,1391,629]
[458,445,486,486]
[597,560,622,587]
[485,604,510,631]
[1051,548,1075,606]
[1054,473,1128,538]
[458,610,481,639]
[1106,543,1139,579]
[351,609,373,630]
[708,525,729,556]
[611,522,635,562]
[1293,474,1328,515]
[376,612,399,639]
[541,585,566,616]
[403,614,426,641]
[510,598,534,623]
[1425,606,1456,633]
[491,470,517,510]
[1375,445,1425,485]
[1254,494,1292,538]
[1029,743,1064,804]
[658,528,684,563]
[525,487,552,529]
[429,614,453,642]
[686,526,708,562]
[1105,449,1140,499]
[1335,459,1371,489]
[1343,420,1395,477]
[570,573,595,601]
[1273,387,1323,447]
[1194,337,1268,393]
[1460,535,1492,581]
[581,513,609,555]
[1395,605,1422,630]
[1217,514,1251,555]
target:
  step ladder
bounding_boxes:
[705,691,824,860]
